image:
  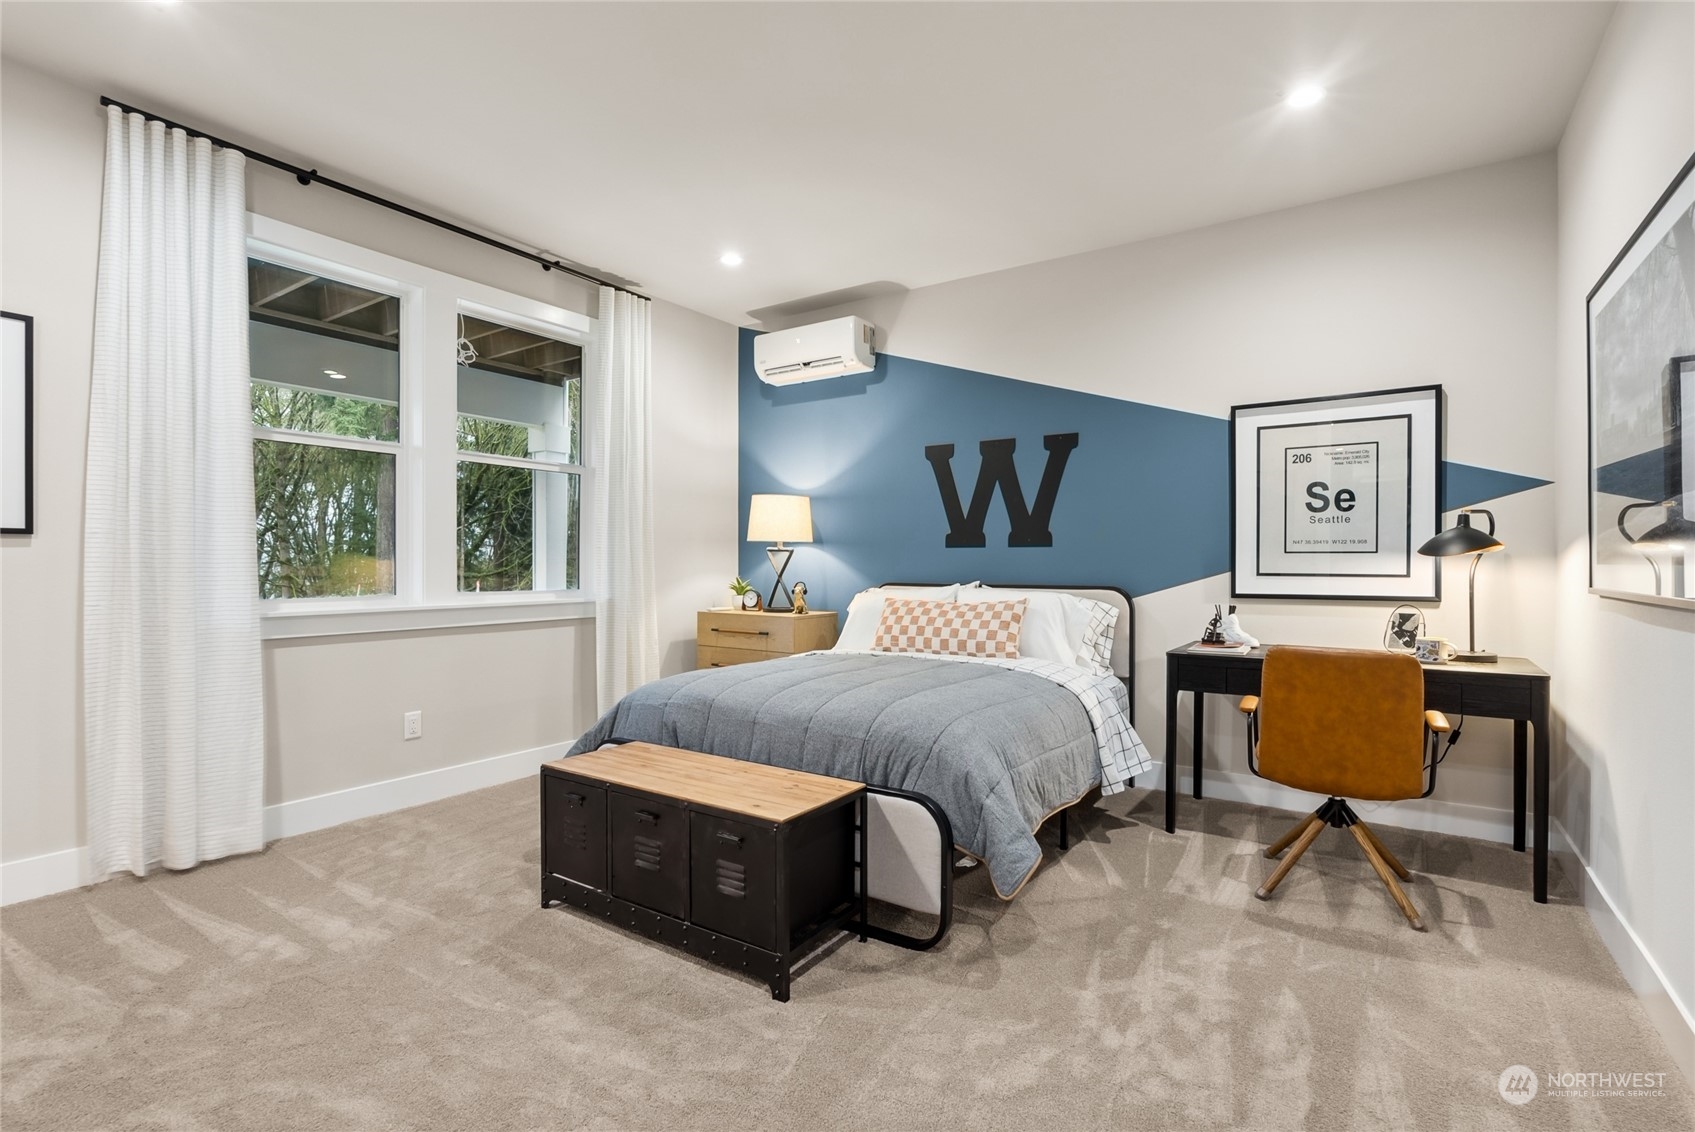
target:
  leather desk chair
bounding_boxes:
[1237,645,1452,931]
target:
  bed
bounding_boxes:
[566,584,1151,910]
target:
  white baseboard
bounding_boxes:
[0,741,568,908]
[1182,766,1555,848]
[1552,818,1695,1084]
[0,844,92,907]
[261,742,567,842]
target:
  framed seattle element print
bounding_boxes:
[1231,385,1442,600]
[1588,151,1695,610]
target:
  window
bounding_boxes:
[455,313,583,592]
[249,261,401,598]
[247,218,593,630]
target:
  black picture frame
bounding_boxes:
[1,310,33,536]
[1230,385,1443,601]
[1586,150,1695,610]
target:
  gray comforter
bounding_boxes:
[567,652,1103,898]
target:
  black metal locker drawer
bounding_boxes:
[689,813,776,950]
[543,776,606,890]
[609,792,688,919]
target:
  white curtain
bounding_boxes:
[591,285,659,711]
[84,106,264,878]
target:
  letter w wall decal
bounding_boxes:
[924,433,1080,547]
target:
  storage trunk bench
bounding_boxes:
[540,742,867,1001]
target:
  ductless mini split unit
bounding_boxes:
[752,316,877,385]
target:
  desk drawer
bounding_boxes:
[1225,666,1262,696]
[1461,677,1534,719]
[1173,657,1229,693]
[1422,676,1464,715]
[609,792,688,920]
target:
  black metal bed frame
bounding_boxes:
[857,785,956,951]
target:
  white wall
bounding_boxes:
[771,153,1560,842]
[0,61,739,875]
[1552,1,1695,1079]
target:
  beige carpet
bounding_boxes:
[3,782,1690,1132]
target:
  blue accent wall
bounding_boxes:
[738,330,1552,611]
[1443,462,1552,510]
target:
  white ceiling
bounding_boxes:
[1,1,1614,325]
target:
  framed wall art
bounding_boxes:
[1,310,32,535]
[1231,385,1442,600]
[1588,151,1695,610]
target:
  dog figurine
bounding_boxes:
[791,581,808,615]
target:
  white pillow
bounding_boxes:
[834,585,959,651]
[965,586,1088,670]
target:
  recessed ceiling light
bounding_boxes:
[1285,84,1327,109]
[323,369,347,380]
[719,251,744,268]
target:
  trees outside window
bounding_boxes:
[247,238,589,611]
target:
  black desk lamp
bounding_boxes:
[1418,508,1503,663]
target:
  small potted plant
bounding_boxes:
[729,577,762,612]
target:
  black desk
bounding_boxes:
[1163,643,1553,903]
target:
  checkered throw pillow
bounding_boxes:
[872,597,1028,659]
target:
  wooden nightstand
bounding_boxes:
[697,609,839,669]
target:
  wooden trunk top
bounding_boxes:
[545,742,862,823]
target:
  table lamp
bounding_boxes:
[747,494,812,612]
[1417,507,1503,663]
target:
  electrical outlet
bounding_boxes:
[403,711,422,740]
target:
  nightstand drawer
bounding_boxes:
[699,611,796,653]
[696,611,839,670]
[698,644,769,669]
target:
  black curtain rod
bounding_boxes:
[98,95,645,300]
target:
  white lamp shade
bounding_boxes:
[747,494,813,543]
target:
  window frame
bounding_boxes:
[247,215,596,639]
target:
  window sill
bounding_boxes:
[259,595,596,641]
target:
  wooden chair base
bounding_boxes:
[1257,798,1424,931]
